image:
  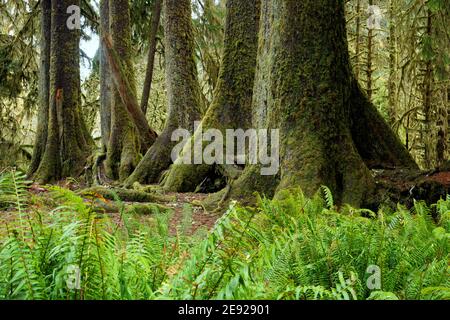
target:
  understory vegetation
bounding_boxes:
[0,170,448,300]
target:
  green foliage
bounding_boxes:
[160,191,449,300]
[0,171,448,300]
[0,171,192,300]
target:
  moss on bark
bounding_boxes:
[125,0,203,186]
[99,0,112,151]
[80,187,175,203]
[33,0,91,184]
[28,0,51,177]
[163,0,261,192]
[204,0,417,209]
[104,0,140,182]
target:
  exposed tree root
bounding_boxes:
[88,200,170,215]
[79,187,175,203]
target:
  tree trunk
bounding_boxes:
[388,0,397,125]
[99,0,112,151]
[102,34,158,151]
[422,9,434,168]
[32,0,91,183]
[206,0,417,209]
[365,0,375,102]
[354,0,361,81]
[163,0,261,192]
[104,0,141,181]
[125,0,203,186]
[140,0,163,116]
[28,0,51,176]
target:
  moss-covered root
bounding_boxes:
[197,165,279,212]
[90,200,170,215]
[163,164,212,192]
[79,187,175,203]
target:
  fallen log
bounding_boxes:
[372,168,450,210]
[79,187,175,204]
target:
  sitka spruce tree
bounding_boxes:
[30,0,91,184]
[203,0,418,208]
[163,0,262,192]
[125,0,203,185]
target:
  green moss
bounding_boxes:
[163,0,260,193]
[79,187,175,203]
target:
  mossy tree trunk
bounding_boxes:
[163,0,261,192]
[125,0,203,186]
[104,0,140,181]
[29,0,51,177]
[99,0,112,151]
[31,0,91,184]
[210,0,417,208]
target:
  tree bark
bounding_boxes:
[388,0,398,125]
[28,0,51,177]
[365,0,375,102]
[125,0,203,186]
[206,0,417,209]
[32,0,91,183]
[99,0,112,151]
[140,0,163,116]
[102,34,158,151]
[104,0,141,181]
[163,0,261,192]
[354,0,362,81]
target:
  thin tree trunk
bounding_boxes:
[140,0,163,116]
[366,0,375,102]
[422,9,434,167]
[354,0,362,80]
[99,0,112,151]
[388,0,397,125]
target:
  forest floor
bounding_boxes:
[3,168,450,238]
[0,182,221,238]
